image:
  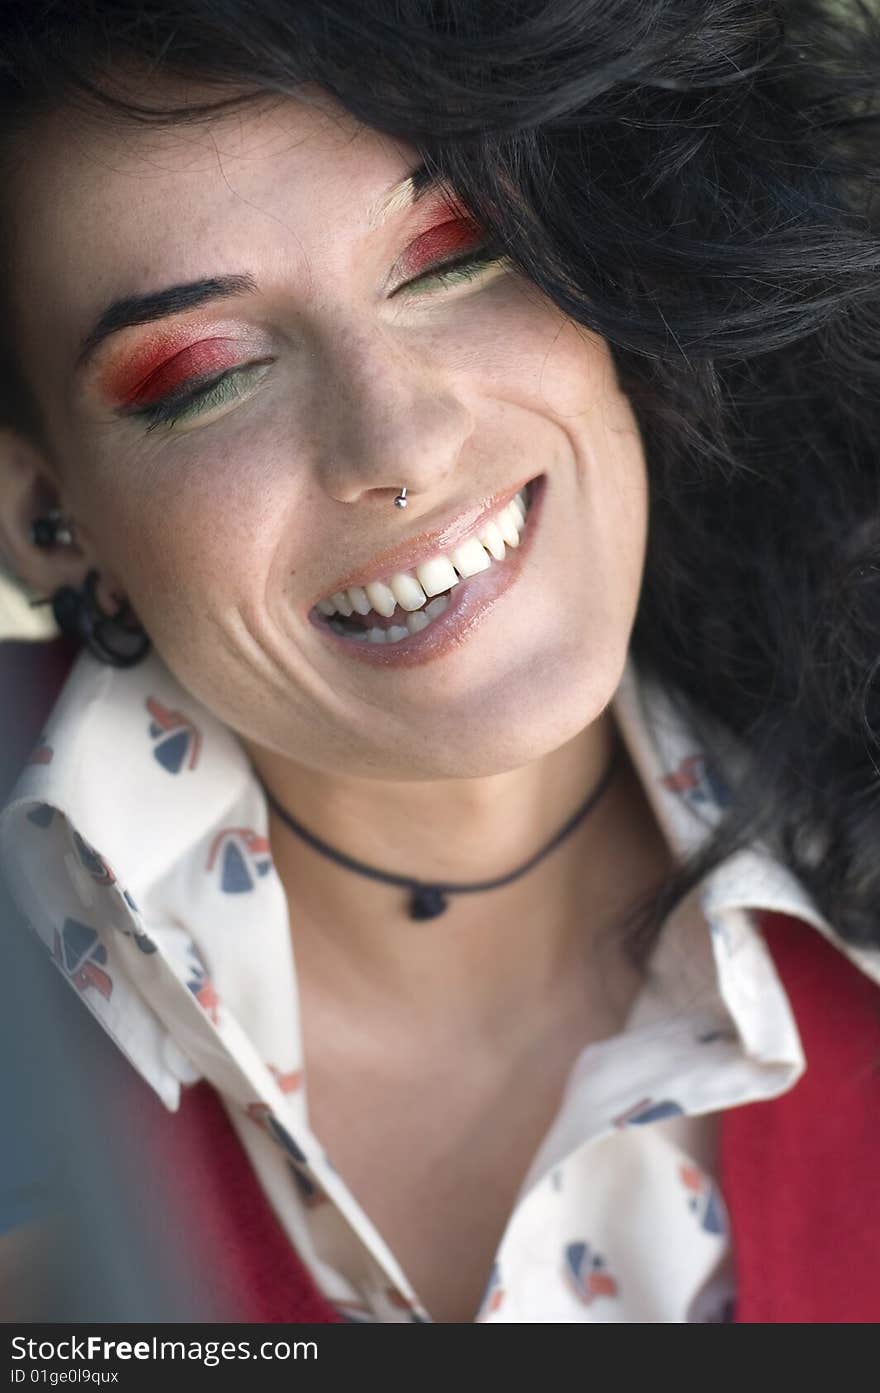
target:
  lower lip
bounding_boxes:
[308,474,546,668]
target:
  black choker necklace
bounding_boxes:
[260,733,624,921]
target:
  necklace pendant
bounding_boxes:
[409,885,448,920]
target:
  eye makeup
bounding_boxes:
[395,215,484,283]
[96,205,506,431]
[99,331,251,409]
[132,363,274,434]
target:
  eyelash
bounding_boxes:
[129,240,505,433]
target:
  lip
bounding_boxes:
[308,473,546,667]
[309,472,538,608]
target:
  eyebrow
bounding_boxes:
[74,162,440,371]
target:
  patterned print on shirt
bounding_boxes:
[72,831,116,886]
[243,1102,319,1207]
[660,751,731,810]
[25,735,53,766]
[146,696,202,773]
[183,944,220,1023]
[563,1242,619,1306]
[51,918,113,1001]
[112,919,158,955]
[193,977,220,1022]
[477,1261,505,1317]
[613,1097,684,1128]
[707,913,738,957]
[268,1064,302,1093]
[678,1162,726,1236]
[245,1101,308,1163]
[287,1159,327,1209]
[26,803,56,828]
[205,827,272,893]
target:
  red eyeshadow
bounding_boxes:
[100,333,243,408]
[399,216,483,281]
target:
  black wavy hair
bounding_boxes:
[2,0,880,956]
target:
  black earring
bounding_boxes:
[29,509,75,549]
[50,570,150,669]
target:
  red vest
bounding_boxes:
[3,642,879,1322]
[113,909,878,1325]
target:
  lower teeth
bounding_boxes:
[328,593,451,644]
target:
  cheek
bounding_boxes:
[82,463,288,625]
[523,311,622,418]
[480,298,648,514]
[452,284,621,422]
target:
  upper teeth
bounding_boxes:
[315,489,530,619]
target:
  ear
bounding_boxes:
[0,427,124,605]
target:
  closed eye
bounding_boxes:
[126,359,273,433]
[125,240,508,432]
[395,240,507,297]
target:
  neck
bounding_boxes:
[244,712,676,1036]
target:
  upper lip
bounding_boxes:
[311,473,536,607]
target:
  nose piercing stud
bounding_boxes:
[394,486,408,509]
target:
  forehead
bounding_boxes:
[6,86,415,408]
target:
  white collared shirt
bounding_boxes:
[2,647,878,1322]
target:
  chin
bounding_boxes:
[364,650,621,781]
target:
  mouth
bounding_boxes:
[308,474,545,665]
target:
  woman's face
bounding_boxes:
[5,87,649,780]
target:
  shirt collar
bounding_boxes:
[2,644,877,1122]
[612,658,880,986]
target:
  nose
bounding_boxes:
[307,326,475,508]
